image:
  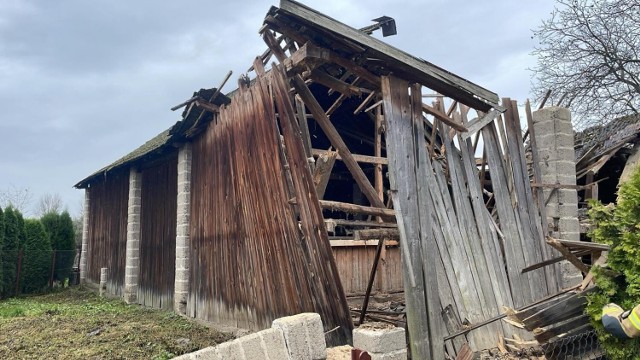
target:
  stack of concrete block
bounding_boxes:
[532,107,582,288]
[353,324,407,360]
[272,313,327,360]
[172,312,327,360]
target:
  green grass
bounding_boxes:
[0,287,233,359]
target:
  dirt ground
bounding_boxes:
[0,287,232,359]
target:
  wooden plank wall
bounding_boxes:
[138,155,178,310]
[332,245,403,295]
[382,75,558,352]
[188,67,352,345]
[86,172,129,296]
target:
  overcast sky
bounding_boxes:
[0,0,557,217]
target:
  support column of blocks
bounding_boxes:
[174,143,192,315]
[79,189,90,284]
[123,168,142,303]
[532,106,583,288]
[353,324,407,360]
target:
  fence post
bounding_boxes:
[49,250,57,289]
[15,250,23,295]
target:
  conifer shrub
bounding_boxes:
[587,168,640,358]
[41,211,76,283]
[2,207,21,298]
[21,219,52,294]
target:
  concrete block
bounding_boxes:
[353,325,405,354]
[559,217,581,234]
[259,328,288,360]
[190,346,221,360]
[215,339,245,360]
[239,332,268,360]
[369,349,407,360]
[178,193,191,205]
[272,312,327,360]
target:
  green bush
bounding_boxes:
[587,168,640,358]
[21,219,52,294]
[41,211,75,282]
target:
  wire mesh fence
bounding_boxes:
[2,249,78,298]
[543,330,604,360]
[477,330,604,359]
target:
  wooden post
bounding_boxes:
[15,250,23,295]
[49,250,57,289]
[374,103,387,290]
[359,236,386,325]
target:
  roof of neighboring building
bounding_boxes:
[575,114,640,160]
[574,113,640,176]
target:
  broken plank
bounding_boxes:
[422,102,467,132]
[317,199,395,218]
[546,237,590,274]
[329,239,398,247]
[312,149,337,199]
[354,229,399,240]
[462,109,499,139]
[311,148,388,165]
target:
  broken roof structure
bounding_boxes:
[75,1,590,357]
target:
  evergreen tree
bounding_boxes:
[2,207,21,298]
[21,219,51,294]
[41,211,76,282]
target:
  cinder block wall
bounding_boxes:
[532,107,582,288]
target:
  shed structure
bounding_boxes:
[76,0,568,356]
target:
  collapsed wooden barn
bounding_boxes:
[75,0,585,356]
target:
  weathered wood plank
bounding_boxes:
[312,149,337,199]
[355,229,399,240]
[440,120,502,345]
[462,109,499,139]
[533,314,590,343]
[503,99,549,298]
[382,75,435,360]
[411,84,445,359]
[422,102,467,132]
[315,199,396,218]
[482,121,533,307]
[311,148,388,165]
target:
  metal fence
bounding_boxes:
[3,249,78,297]
[479,330,604,359]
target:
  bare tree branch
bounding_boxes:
[0,185,33,215]
[36,193,64,217]
[531,0,640,128]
